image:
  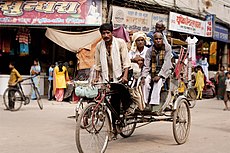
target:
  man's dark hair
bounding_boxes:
[9,61,15,66]
[99,23,113,34]
[34,58,39,63]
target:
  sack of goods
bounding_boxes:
[75,85,98,98]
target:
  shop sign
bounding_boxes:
[0,0,102,26]
[169,12,206,36]
[213,24,229,43]
[112,6,152,32]
[205,14,214,37]
[151,13,168,30]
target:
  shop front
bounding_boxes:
[0,0,103,95]
[212,23,230,69]
[168,12,214,79]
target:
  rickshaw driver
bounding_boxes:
[94,23,133,139]
[141,32,172,108]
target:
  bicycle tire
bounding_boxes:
[119,117,136,138]
[172,99,191,144]
[3,87,23,111]
[76,103,111,153]
[34,87,43,110]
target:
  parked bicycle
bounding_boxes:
[3,74,43,111]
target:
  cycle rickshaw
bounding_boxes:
[74,64,192,153]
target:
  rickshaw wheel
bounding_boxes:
[76,103,111,153]
[119,117,137,138]
[172,99,191,144]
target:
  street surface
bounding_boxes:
[0,97,230,153]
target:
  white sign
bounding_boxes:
[169,12,206,36]
[151,13,169,30]
[112,6,152,32]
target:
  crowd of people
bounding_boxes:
[6,22,230,113]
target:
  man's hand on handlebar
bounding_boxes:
[152,76,161,82]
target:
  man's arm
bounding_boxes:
[158,45,172,79]
[94,44,102,72]
[120,39,131,70]
[94,44,101,82]
[120,39,131,83]
[15,69,22,82]
[141,47,152,78]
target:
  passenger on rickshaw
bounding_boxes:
[129,31,150,69]
[94,23,134,138]
[141,32,172,110]
[128,31,150,86]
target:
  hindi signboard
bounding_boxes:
[112,6,152,32]
[169,12,206,36]
[151,13,168,30]
[0,0,102,26]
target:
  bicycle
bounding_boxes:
[3,74,43,111]
[75,82,137,153]
[75,70,191,152]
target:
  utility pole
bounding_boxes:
[174,0,177,10]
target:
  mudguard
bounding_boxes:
[173,95,190,110]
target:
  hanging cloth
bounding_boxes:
[45,28,101,52]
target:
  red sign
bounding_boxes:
[0,0,102,26]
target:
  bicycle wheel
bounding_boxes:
[75,100,96,129]
[34,88,43,110]
[187,88,196,108]
[120,117,136,138]
[172,99,191,144]
[76,103,111,153]
[3,88,23,111]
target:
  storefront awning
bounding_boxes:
[45,28,101,52]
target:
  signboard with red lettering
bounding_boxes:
[169,12,206,36]
[0,0,102,26]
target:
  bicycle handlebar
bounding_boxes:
[19,74,39,82]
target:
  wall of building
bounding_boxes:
[135,0,230,25]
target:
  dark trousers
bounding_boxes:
[110,83,131,128]
[48,80,53,100]
[8,89,16,109]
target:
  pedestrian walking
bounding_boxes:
[195,66,204,100]
[53,61,69,102]
[48,63,54,101]
[7,61,22,110]
[30,59,41,100]
[216,66,226,100]
[223,72,230,111]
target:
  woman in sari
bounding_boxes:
[216,66,226,100]
[53,62,69,102]
[30,59,41,100]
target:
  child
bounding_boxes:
[178,77,186,95]
[223,72,230,111]
[8,61,22,110]
[195,66,204,100]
